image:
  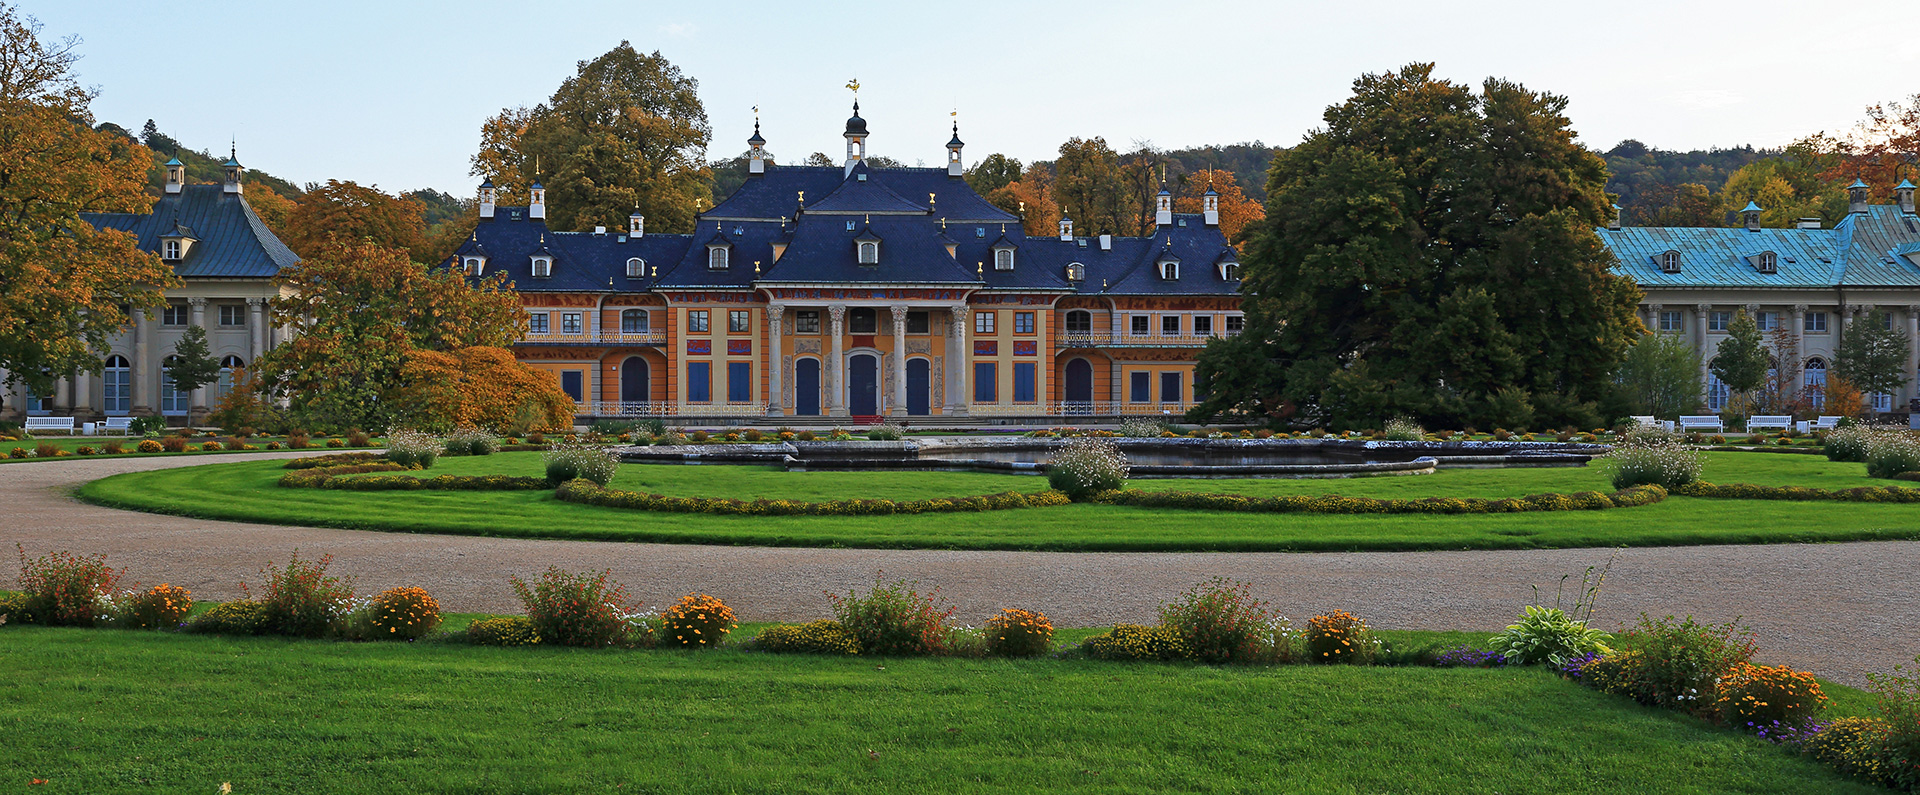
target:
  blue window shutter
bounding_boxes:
[728,362,751,402]
[1013,362,1036,402]
[1129,371,1150,402]
[1160,372,1181,402]
[974,363,996,403]
[688,363,711,402]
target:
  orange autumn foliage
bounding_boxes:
[394,346,573,433]
[1174,169,1265,243]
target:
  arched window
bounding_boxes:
[530,256,552,278]
[621,309,649,334]
[858,241,879,264]
[214,355,245,403]
[1065,310,1092,333]
[994,248,1015,270]
[1064,263,1085,282]
[160,355,188,415]
[1805,357,1828,411]
[102,355,131,414]
[626,258,645,278]
[1220,262,1240,281]
[1159,259,1180,280]
[708,247,729,270]
[1659,250,1681,273]
[1757,251,1778,273]
[463,256,486,275]
[1706,368,1728,412]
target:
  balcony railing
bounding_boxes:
[576,400,1196,418]
[518,330,668,346]
[1055,331,1237,348]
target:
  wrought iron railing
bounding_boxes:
[518,330,668,346]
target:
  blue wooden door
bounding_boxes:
[906,359,930,415]
[849,355,879,416]
[795,358,820,415]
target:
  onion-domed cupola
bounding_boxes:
[844,100,868,175]
[946,120,964,177]
[748,116,768,176]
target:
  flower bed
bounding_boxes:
[553,478,1071,516]
[1677,482,1920,503]
[1093,484,1667,514]
[278,471,549,491]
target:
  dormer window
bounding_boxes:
[858,241,879,264]
[994,248,1015,271]
[1659,250,1681,273]
[1065,262,1086,282]
[163,239,182,260]
[463,256,486,276]
[626,257,645,278]
[1159,259,1180,280]
[708,246,729,270]
[530,256,552,278]
[1754,251,1778,274]
[1219,262,1240,281]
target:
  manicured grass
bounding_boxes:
[0,625,1879,794]
[75,451,1920,551]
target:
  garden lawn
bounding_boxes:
[0,625,1880,795]
[74,451,1920,551]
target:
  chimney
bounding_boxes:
[164,157,185,195]
[1849,179,1871,214]
[529,181,546,221]
[1099,234,1112,251]
[629,212,644,238]
[478,179,496,220]
[1795,217,1823,229]
[1607,203,1621,231]
[1058,217,1073,241]
[1741,201,1762,231]
[1898,179,1917,214]
[594,226,607,235]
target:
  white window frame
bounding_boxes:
[1194,315,1213,336]
[1065,263,1085,282]
[1130,315,1150,336]
[1161,315,1181,336]
[1225,315,1245,335]
[531,256,552,278]
[528,312,549,335]
[1660,251,1681,273]
[163,239,182,260]
[219,304,246,327]
[1805,312,1828,333]
[626,258,645,278]
[994,248,1014,271]
[162,303,188,327]
[974,311,996,334]
[858,241,879,265]
[1160,260,1179,280]
[1658,311,1682,332]
[1708,311,1731,332]
[561,312,583,335]
[708,247,729,270]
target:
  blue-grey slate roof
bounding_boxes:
[1599,204,1920,289]
[81,185,299,278]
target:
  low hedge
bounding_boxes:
[554,478,1072,516]
[282,452,388,470]
[1675,481,1920,503]
[278,471,550,491]
[1091,484,1667,515]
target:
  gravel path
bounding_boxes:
[6,452,1916,685]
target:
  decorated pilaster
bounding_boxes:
[947,305,968,416]
[188,297,209,421]
[827,305,846,417]
[890,304,909,417]
[766,304,785,415]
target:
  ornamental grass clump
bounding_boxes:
[827,577,954,656]
[121,584,193,629]
[984,608,1054,657]
[1381,417,1425,441]
[509,566,638,648]
[14,545,121,627]
[1599,435,1703,490]
[1306,610,1379,664]
[662,593,737,648]
[444,426,500,456]
[254,552,356,638]
[383,429,440,469]
[1865,431,1920,479]
[1046,436,1128,500]
[1714,662,1830,734]
[752,621,862,655]
[544,442,620,486]
[360,586,442,640]
[1158,577,1276,664]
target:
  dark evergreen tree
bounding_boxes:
[164,325,221,393]
[1835,310,1912,399]
[1709,310,1768,410]
[1190,64,1642,430]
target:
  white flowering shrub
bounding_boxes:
[1600,436,1703,490]
[544,443,620,486]
[865,421,905,441]
[1046,437,1129,500]
[1865,431,1920,479]
[384,429,440,469]
[444,426,501,456]
[1116,418,1166,438]
[1382,417,1425,441]
[1823,424,1877,463]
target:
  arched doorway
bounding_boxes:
[906,358,930,415]
[848,354,879,416]
[794,358,820,415]
[1064,358,1094,406]
[620,356,650,405]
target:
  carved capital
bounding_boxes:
[1745,303,1761,314]
[187,297,207,308]
[766,303,785,320]
[1793,304,1809,313]
[246,297,267,308]
[827,304,846,323]
[1648,303,1663,313]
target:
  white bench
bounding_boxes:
[1797,416,1842,434]
[1629,415,1675,433]
[90,417,135,436]
[1677,415,1725,433]
[1746,415,1793,433]
[23,416,75,436]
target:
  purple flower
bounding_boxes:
[1556,651,1603,679]
[1434,647,1507,668]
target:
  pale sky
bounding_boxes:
[31,0,1920,196]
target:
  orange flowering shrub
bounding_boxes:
[985,608,1054,657]
[365,586,442,640]
[1307,610,1379,664]
[662,593,737,648]
[392,346,574,434]
[123,583,193,629]
[1715,662,1829,732]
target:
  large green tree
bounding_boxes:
[471,42,710,234]
[1051,137,1127,236]
[1835,310,1912,400]
[1190,64,1642,430]
[1613,331,1704,418]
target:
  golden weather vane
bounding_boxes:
[846,79,860,96]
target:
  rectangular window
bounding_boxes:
[162,304,188,326]
[796,310,820,334]
[1129,371,1150,403]
[1160,372,1182,403]
[1756,312,1779,331]
[1709,311,1731,332]
[1805,312,1828,333]
[729,310,751,333]
[528,312,550,334]
[974,312,996,334]
[1130,315,1149,336]
[688,362,711,402]
[1162,315,1181,336]
[1659,311,1682,332]
[850,308,877,334]
[560,371,584,403]
[1194,315,1213,336]
[561,312,583,334]
[974,362,996,403]
[1013,362,1036,403]
[688,310,710,333]
[1884,313,1896,331]
[1225,316,1244,334]
[219,304,246,327]
[906,311,929,334]
[727,361,751,402]
[1014,311,1035,334]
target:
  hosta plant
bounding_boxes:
[1493,604,1612,666]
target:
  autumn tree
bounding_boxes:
[391,346,573,433]
[984,161,1060,237]
[1634,182,1720,227]
[1824,94,1920,190]
[0,3,176,404]
[1718,139,1848,227]
[1173,168,1265,242]
[471,42,711,234]
[275,180,427,259]
[1191,64,1642,431]
[250,238,524,431]
[240,177,297,233]
[1051,137,1129,236]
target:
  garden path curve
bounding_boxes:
[6,452,1916,685]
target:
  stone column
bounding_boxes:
[71,366,92,420]
[766,304,785,416]
[948,305,969,416]
[248,298,267,362]
[54,377,70,414]
[132,309,154,416]
[188,298,209,420]
[827,304,846,417]
[1908,306,1919,406]
[1648,303,1662,333]
[1696,303,1712,390]
[890,304,909,418]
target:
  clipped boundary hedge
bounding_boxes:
[283,453,390,470]
[1092,484,1667,515]
[1676,481,1920,503]
[555,478,1072,516]
[278,471,550,491]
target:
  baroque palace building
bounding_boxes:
[1598,178,1920,414]
[454,104,1245,422]
[3,153,295,424]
